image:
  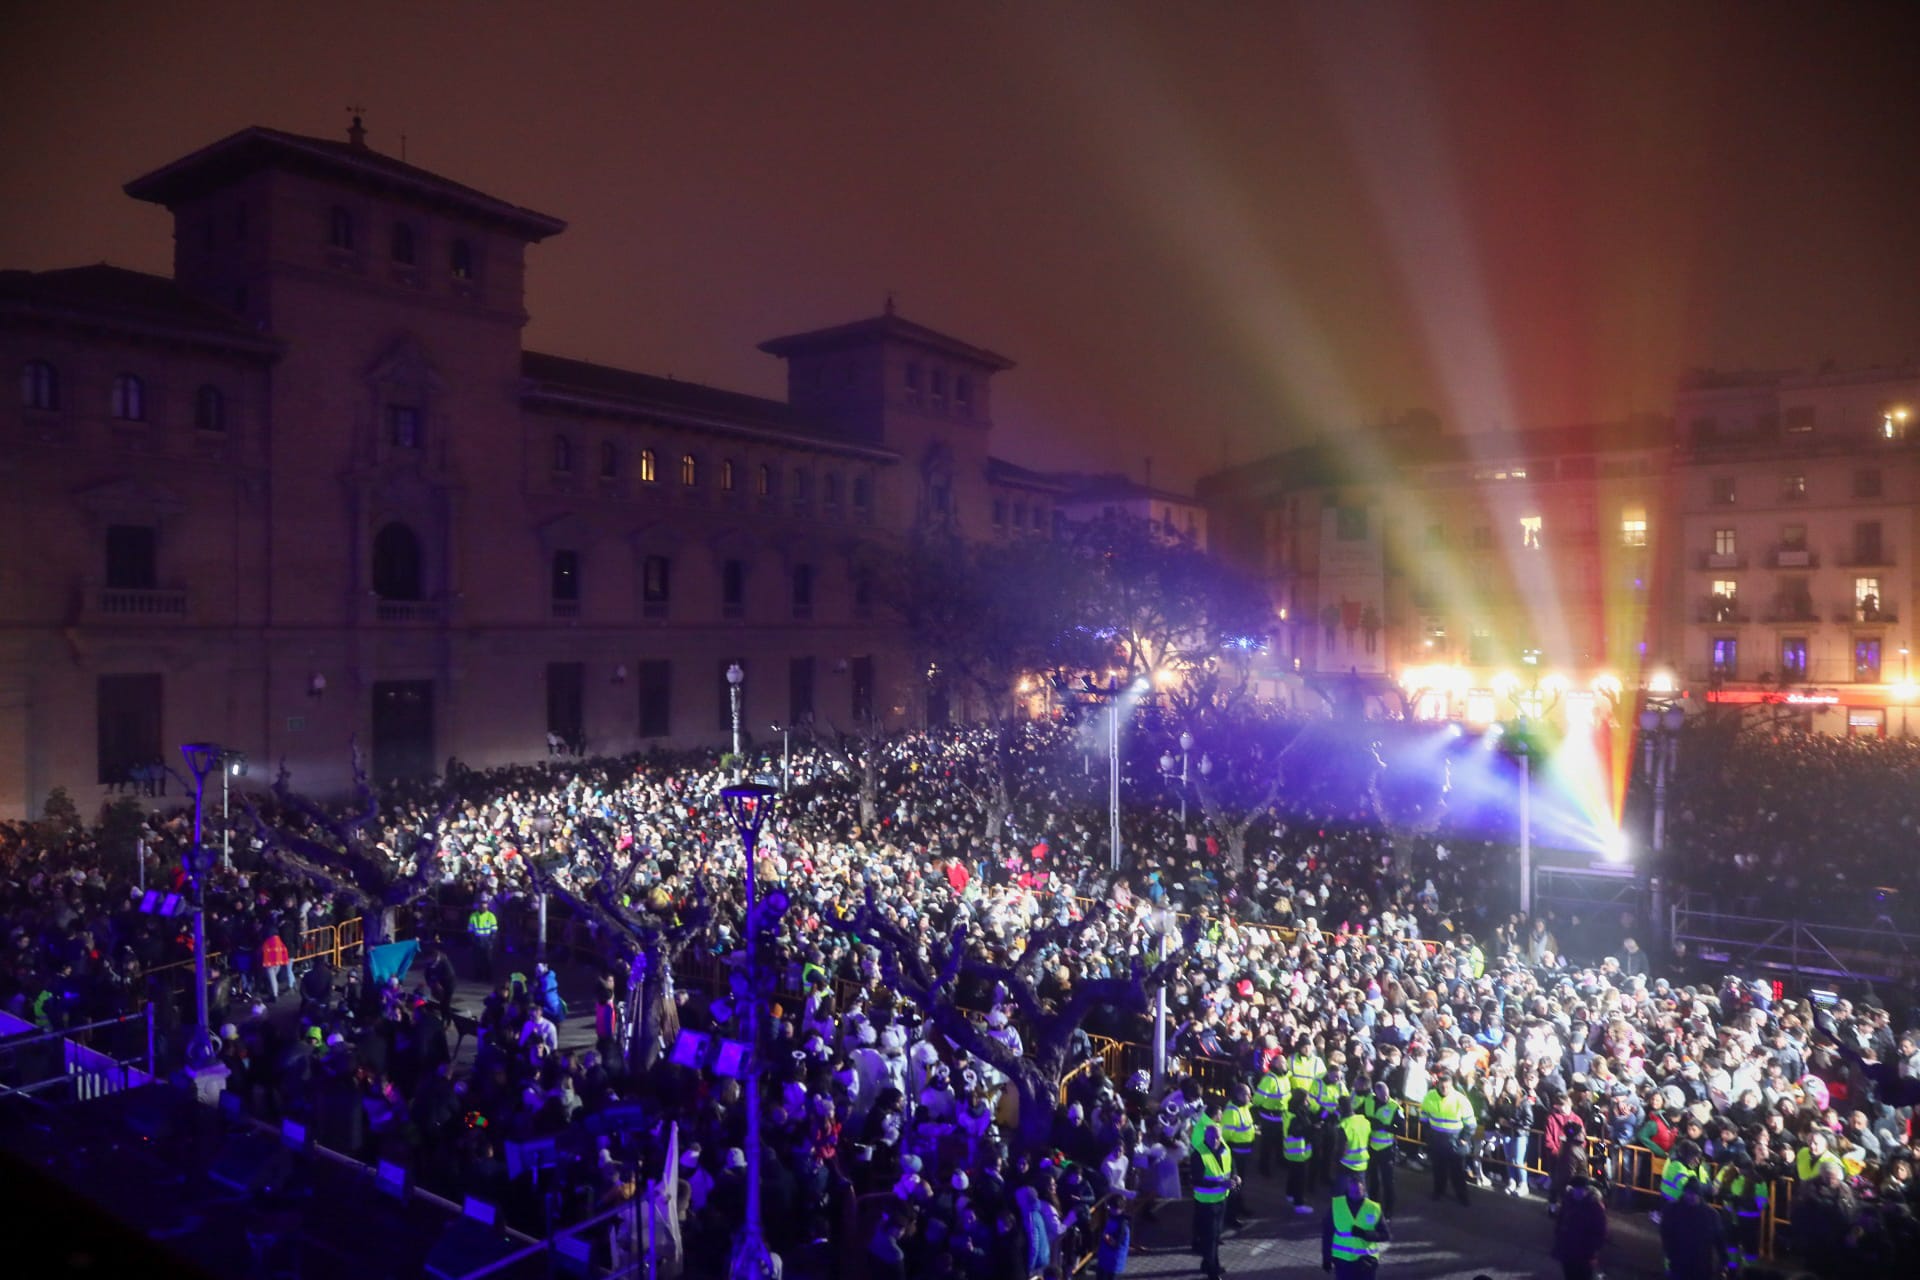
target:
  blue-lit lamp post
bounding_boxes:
[722,782,781,1280]
[180,743,228,1077]
[1158,730,1195,825]
[727,663,745,768]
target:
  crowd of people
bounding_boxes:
[0,707,1916,1280]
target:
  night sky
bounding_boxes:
[5,1,1918,486]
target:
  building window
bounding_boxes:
[552,434,573,474]
[1714,528,1736,556]
[993,498,1006,528]
[372,522,424,600]
[930,368,947,409]
[1711,476,1736,505]
[639,449,657,483]
[854,575,874,620]
[194,384,225,432]
[111,373,145,421]
[1780,636,1808,680]
[824,472,842,509]
[955,374,973,417]
[680,453,697,486]
[1784,405,1815,434]
[641,554,671,618]
[1519,515,1543,550]
[450,238,474,280]
[757,463,773,497]
[1783,473,1807,501]
[391,222,416,265]
[1856,637,1883,682]
[546,662,585,750]
[600,441,619,479]
[852,654,875,722]
[789,656,816,725]
[1711,637,1738,677]
[105,525,158,590]
[792,468,813,508]
[329,206,355,250]
[1015,503,1029,530]
[1711,579,1737,603]
[97,673,163,787]
[551,550,581,604]
[1854,521,1884,565]
[852,473,871,515]
[1856,576,1883,621]
[904,362,922,404]
[1620,507,1647,548]
[721,458,737,492]
[637,660,671,736]
[791,564,814,620]
[721,558,746,619]
[388,405,423,449]
[1855,467,1884,498]
[20,359,58,411]
[1781,523,1807,550]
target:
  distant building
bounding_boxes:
[1673,365,1920,735]
[1043,472,1209,550]
[0,121,1057,814]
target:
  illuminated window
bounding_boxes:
[1714,528,1736,556]
[1711,637,1738,676]
[1781,637,1808,678]
[1620,508,1647,548]
[721,458,736,492]
[680,453,696,486]
[1856,577,1883,620]
[1519,515,1542,550]
[1856,637,1882,681]
[757,463,772,497]
[1783,473,1807,501]
[1711,579,1737,601]
[638,449,657,483]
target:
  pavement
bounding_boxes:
[1124,1161,1666,1280]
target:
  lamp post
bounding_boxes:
[531,814,554,960]
[179,743,228,1072]
[770,723,791,792]
[726,663,745,764]
[218,749,247,871]
[1158,730,1195,825]
[1516,739,1531,918]
[720,783,780,1280]
[1638,703,1686,853]
[1150,903,1177,1086]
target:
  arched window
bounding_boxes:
[792,467,812,504]
[371,522,424,600]
[391,222,416,264]
[638,448,657,483]
[756,463,773,497]
[680,453,697,486]
[111,373,145,421]
[824,472,843,508]
[20,360,58,411]
[194,384,225,432]
[552,434,573,473]
[599,441,619,479]
[450,238,474,280]
[852,473,871,512]
[720,458,736,492]
[329,206,355,250]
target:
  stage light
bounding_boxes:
[1648,669,1677,694]
[1602,830,1631,863]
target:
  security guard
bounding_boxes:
[1314,1061,1352,1188]
[467,898,500,983]
[1795,1130,1843,1182]
[1337,1094,1373,1178]
[1191,1118,1237,1280]
[1282,1091,1316,1214]
[1252,1062,1291,1176]
[1715,1152,1768,1270]
[1421,1071,1475,1206]
[1361,1081,1401,1218]
[1219,1083,1258,1227]
[1660,1138,1706,1212]
[1289,1035,1325,1100]
[1321,1172,1390,1279]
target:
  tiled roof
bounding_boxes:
[759,311,1014,371]
[987,457,1071,492]
[125,126,566,241]
[521,351,896,459]
[0,264,278,353]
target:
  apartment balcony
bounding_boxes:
[1695,597,1750,624]
[373,598,442,624]
[1697,551,1747,571]
[87,584,189,621]
[1837,603,1897,625]
[1840,550,1894,569]
[551,599,581,621]
[1768,547,1817,569]
[1762,600,1818,624]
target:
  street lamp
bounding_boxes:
[769,723,791,792]
[720,782,781,1280]
[217,749,246,871]
[1158,730,1195,825]
[1149,903,1178,1086]
[726,662,745,763]
[531,814,554,960]
[179,743,229,1072]
[1638,702,1686,853]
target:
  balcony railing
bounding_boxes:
[1838,604,1897,624]
[374,599,441,624]
[1763,600,1818,624]
[1699,551,1746,571]
[95,586,187,618]
[1841,550,1893,568]
[1696,597,1750,624]
[1768,547,1816,569]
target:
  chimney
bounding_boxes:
[347,114,367,150]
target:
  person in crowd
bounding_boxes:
[1550,1172,1609,1280]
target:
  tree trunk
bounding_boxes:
[1011,1060,1060,1155]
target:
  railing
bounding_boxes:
[95,586,188,617]
[374,599,441,623]
[0,1007,155,1102]
[1669,894,1920,983]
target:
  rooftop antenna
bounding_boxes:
[884,291,897,317]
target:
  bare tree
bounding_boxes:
[241,744,455,977]
[1365,740,1451,882]
[808,715,887,828]
[1190,718,1312,875]
[836,883,1193,1153]
[521,832,712,1072]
